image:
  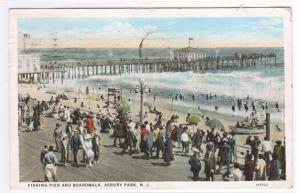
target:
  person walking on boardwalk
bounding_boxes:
[176,124,183,148]
[273,141,283,165]
[86,114,95,134]
[147,128,154,157]
[140,124,150,159]
[83,134,94,167]
[92,131,101,164]
[218,139,231,174]
[53,123,62,152]
[40,145,49,181]
[269,153,281,181]
[65,121,73,160]
[43,146,58,182]
[232,163,243,181]
[244,154,255,181]
[188,148,201,181]
[40,145,49,164]
[181,129,190,156]
[228,134,236,163]
[255,154,267,181]
[164,137,174,165]
[64,106,71,122]
[122,120,135,155]
[133,123,141,153]
[261,136,273,174]
[204,143,216,181]
[154,126,165,159]
[72,108,81,124]
[70,129,81,166]
[192,128,204,153]
[113,119,123,147]
[60,133,69,166]
[251,136,261,161]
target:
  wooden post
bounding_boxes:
[61,71,64,84]
[265,113,270,140]
[52,71,55,83]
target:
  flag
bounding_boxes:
[23,33,30,38]
[189,37,194,40]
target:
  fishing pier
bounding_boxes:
[18,53,278,84]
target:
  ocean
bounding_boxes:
[21,47,285,122]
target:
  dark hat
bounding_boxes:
[276,140,282,145]
[48,146,54,151]
[56,123,62,127]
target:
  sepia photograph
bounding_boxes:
[8,8,293,190]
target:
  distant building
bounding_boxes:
[171,47,207,61]
[18,53,40,73]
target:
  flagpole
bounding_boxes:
[23,35,26,52]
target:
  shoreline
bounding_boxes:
[18,82,286,144]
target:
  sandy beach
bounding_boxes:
[18,82,286,147]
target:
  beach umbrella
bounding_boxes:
[119,99,130,113]
[206,119,224,129]
[186,113,202,125]
[85,94,96,109]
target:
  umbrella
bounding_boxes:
[206,119,224,129]
[119,99,130,113]
[85,94,96,109]
[186,113,202,125]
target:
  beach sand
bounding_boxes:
[18,82,286,147]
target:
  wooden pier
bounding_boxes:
[18,53,277,84]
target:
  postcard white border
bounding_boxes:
[8,7,293,192]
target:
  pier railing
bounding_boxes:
[18,52,277,84]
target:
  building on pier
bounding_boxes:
[18,53,40,73]
[171,47,207,61]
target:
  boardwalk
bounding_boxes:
[19,116,234,182]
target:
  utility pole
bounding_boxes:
[265,113,270,140]
[134,79,150,124]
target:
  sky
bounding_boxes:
[18,17,283,48]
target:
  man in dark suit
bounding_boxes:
[218,139,231,174]
[40,145,49,181]
[70,129,81,166]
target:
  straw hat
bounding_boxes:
[84,134,92,140]
[192,148,200,153]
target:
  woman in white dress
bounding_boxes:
[83,135,94,167]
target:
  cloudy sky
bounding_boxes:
[18,17,283,48]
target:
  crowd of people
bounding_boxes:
[18,89,286,182]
